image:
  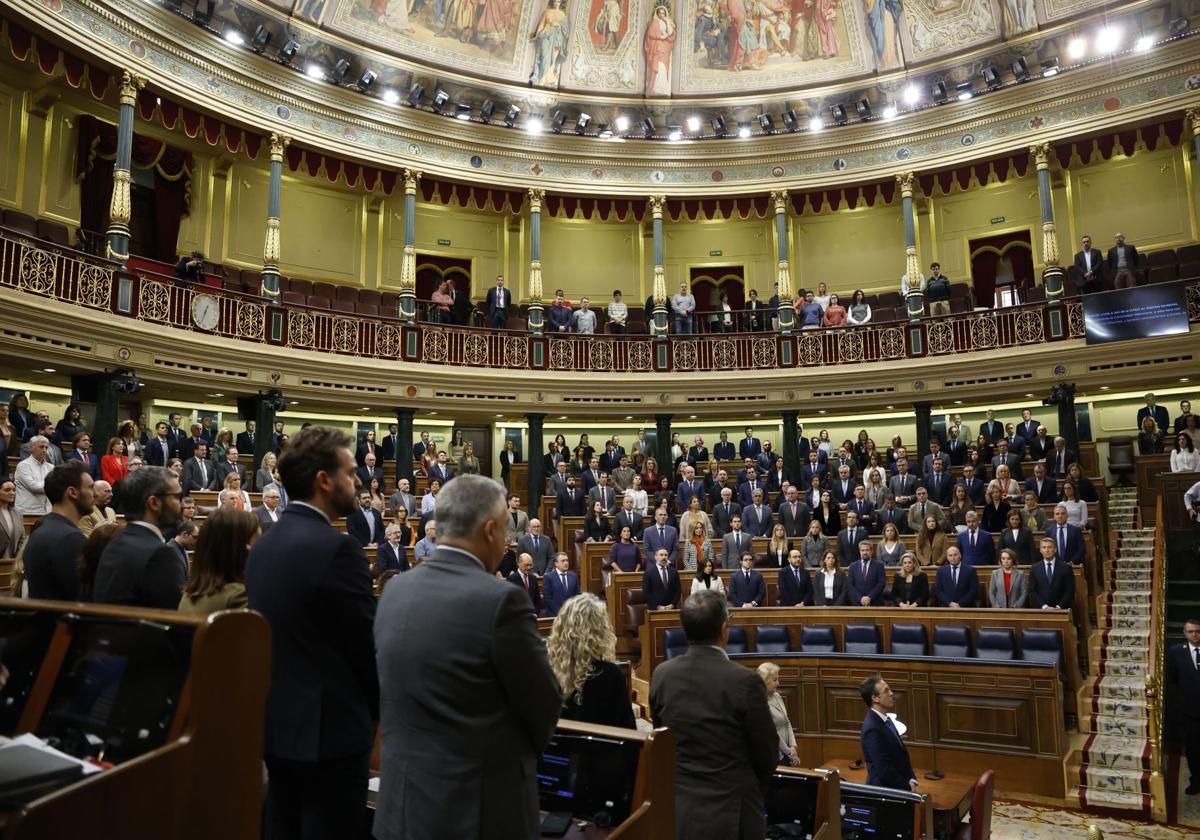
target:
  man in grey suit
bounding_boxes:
[721,515,753,569]
[516,518,554,575]
[906,486,947,532]
[777,486,811,538]
[215,446,248,485]
[504,493,530,544]
[712,487,743,537]
[388,478,416,518]
[643,507,680,567]
[183,442,218,492]
[888,460,919,508]
[650,589,779,840]
[587,472,619,516]
[374,475,562,840]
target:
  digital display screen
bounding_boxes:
[764,771,820,837]
[839,781,922,840]
[537,732,641,826]
[1082,283,1190,345]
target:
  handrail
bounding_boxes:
[1146,494,1167,822]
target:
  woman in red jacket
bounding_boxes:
[100,437,129,484]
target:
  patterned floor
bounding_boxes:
[992,800,1196,839]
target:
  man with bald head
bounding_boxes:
[1106,231,1139,289]
[79,479,117,536]
[517,518,554,574]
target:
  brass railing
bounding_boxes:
[1146,495,1167,822]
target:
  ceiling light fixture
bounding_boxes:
[1095,26,1121,53]
[504,104,520,126]
[279,39,299,63]
[736,122,752,138]
[757,113,775,133]
[251,24,271,51]
[550,111,567,132]
[408,82,425,106]
[192,0,215,26]
[597,123,613,139]
[575,113,591,133]
[223,29,245,46]
[525,116,544,134]
[955,82,974,101]
[1040,57,1060,76]
[854,98,871,118]
[454,103,472,121]
[830,104,848,124]
[641,117,655,137]
[711,115,726,137]
[304,63,325,81]
[1067,37,1087,59]
[881,102,898,120]
[357,70,377,92]
[1135,34,1154,52]
[808,116,824,132]
[667,126,683,141]
[981,66,1000,88]
[781,109,798,131]
[615,115,630,132]
[331,58,351,85]
[903,84,920,105]
[930,81,949,103]
[686,115,701,132]
[1011,57,1030,80]
[432,88,450,112]
[479,100,496,122]
[382,89,400,105]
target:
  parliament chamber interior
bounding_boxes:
[0,0,1199,837]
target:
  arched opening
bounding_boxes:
[689,267,745,332]
[969,233,1034,308]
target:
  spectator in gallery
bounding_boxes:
[746,288,768,331]
[672,282,695,334]
[571,297,597,334]
[1074,234,1104,293]
[846,289,872,325]
[430,280,453,324]
[606,290,628,333]
[926,262,951,315]
[1172,432,1200,473]
[548,291,572,332]
[1106,232,1139,290]
[820,293,847,327]
[710,289,735,333]
[175,249,205,282]
[485,275,510,328]
[1174,399,1193,434]
[797,291,823,329]
[813,282,831,310]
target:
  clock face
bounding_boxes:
[191,294,220,331]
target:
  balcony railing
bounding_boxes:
[3,227,1198,373]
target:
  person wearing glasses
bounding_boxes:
[859,674,918,791]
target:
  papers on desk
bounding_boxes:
[368,776,381,792]
[0,734,103,776]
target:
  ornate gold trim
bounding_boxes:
[263,216,280,265]
[108,168,132,226]
[1030,142,1052,171]
[403,168,422,195]
[117,70,146,107]
[268,133,291,162]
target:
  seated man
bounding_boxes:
[934,546,978,608]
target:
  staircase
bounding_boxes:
[1070,486,1154,816]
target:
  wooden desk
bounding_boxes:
[820,759,974,837]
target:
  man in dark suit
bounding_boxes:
[376,524,408,575]
[686,435,709,467]
[427,450,455,485]
[830,465,858,509]
[93,466,185,609]
[182,442,218,492]
[800,451,827,490]
[63,432,101,480]
[615,497,645,539]
[745,288,769,331]
[738,427,761,460]
[1027,427,1053,462]
[991,439,1023,482]
[957,511,994,566]
[945,428,968,466]
[1137,393,1170,433]
[643,547,682,610]
[1046,506,1085,566]
[711,488,742,537]
[1028,536,1075,609]
[650,589,779,839]
[179,423,208,463]
[1165,619,1200,795]
[1017,410,1040,444]
[235,420,257,455]
[374,475,560,840]
[713,431,735,461]
[485,275,511,328]
[412,430,431,461]
[979,410,1004,444]
[508,552,542,612]
[643,508,680,567]
[860,675,917,792]
[355,453,384,493]
[1074,234,1104,293]
[777,487,811,538]
[728,553,766,607]
[778,550,813,606]
[889,460,919,508]
[246,427,378,840]
[848,542,886,606]
[1002,424,1026,458]
[381,424,399,461]
[355,430,381,468]
[845,485,875,530]
[1024,463,1058,504]
[934,547,978,608]
[1175,400,1194,434]
[254,487,283,534]
[348,491,386,548]
[958,464,986,506]
[145,421,175,467]
[920,440,950,475]
[676,465,705,513]
[166,412,188,454]
[516,519,555,575]
[742,489,773,537]
[1106,231,1139,289]
[215,446,248,486]
[1046,436,1077,478]
[922,462,953,506]
[875,495,907,534]
[837,512,868,567]
[542,553,580,617]
[555,478,586,519]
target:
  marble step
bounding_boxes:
[1080,735,1151,771]
[1073,784,1150,813]
[1081,713,1149,738]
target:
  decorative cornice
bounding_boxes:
[1030,142,1053,171]
[896,173,916,199]
[117,69,145,106]
[648,195,666,220]
[771,190,789,216]
[268,133,291,162]
[527,188,545,215]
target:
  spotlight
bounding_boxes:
[830,104,848,124]
[1041,57,1059,76]
[881,102,898,120]
[1170,17,1189,34]
[223,28,245,47]
[192,0,215,26]
[757,113,774,133]
[903,84,920,105]
[711,115,726,136]
[480,100,496,122]
[408,83,425,105]
[454,103,472,121]
[432,88,450,111]
[109,368,142,394]
[305,63,325,81]
[1011,57,1030,80]
[931,81,949,102]
[614,115,630,132]
[526,116,543,134]
[667,126,682,141]
[1135,34,1153,52]
[279,38,299,63]
[781,109,798,131]
[736,122,752,138]
[550,111,567,132]
[357,70,377,91]
[251,24,271,51]
[808,116,824,132]
[575,113,591,133]
[855,98,872,118]
[981,66,1000,88]
[955,82,974,101]
[1096,26,1121,54]
[382,89,401,105]
[504,104,520,126]
[640,117,654,137]
[1067,37,1086,59]
[597,123,613,139]
[332,58,351,84]
[686,115,701,132]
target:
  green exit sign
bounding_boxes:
[990,216,1005,225]
[437,238,451,246]
[709,250,723,257]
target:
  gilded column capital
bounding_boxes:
[527,188,545,214]
[268,133,292,162]
[648,194,666,220]
[1186,105,1200,133]
[1029,142,1053,170]
[895,172,916,199]
[770,189,789,215]
[403,169,422,195]
[118,71,146,106]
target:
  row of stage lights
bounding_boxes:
[159,1,1180,142]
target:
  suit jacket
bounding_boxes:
[374,548,560,840]
[1017,419,1039,442]
[830,478,858,507]
[1028,559,1075,609]
[958,528,995,566]
[644,523,680,567]
[1046,522,1085,567]
[875,505,907,535]
[516,533,555,575]
[934,562,979,607]
[556,488,586,518]
[861,710,915,790]
[614,509,645,540]
[920,453,950,474]
[505,509,530,543]
[979,419,1004,444]
[721,530,754,568]
[485,285,512,319]
[1003,434,1026,457]
[676,479,706,513]
[837,526,870,566]
[1139,406,1170,432]
[1106,243,1139,274]
[650,646,779,840]
[585,484,618,516]
[92,524,188,610]
[1165,643,1200,721]
[775,563,812,606]
[800,463,828,489]
[958,477,986,506]
[428,463,455,485]
[180,436,208,463]
[945,438,968,466]
[254,504,282,534]
[376,541,408,575]
[844,498,875,529]
[1027,436,1053,462]
[739,437,762,459]
[381,434,398,461]
[1073,248,1103,282]
[777,500,811,538]
[1024,475,1058,504]
[713,441,736,460]
[347,506,386,547]
[1000,526,1037,567]
[812,570,850,606]
[921,472,952,506]
[888,473,919,504]
[144,436,174,467]
[355,465,384,492]
[355,442,380,468]
[986,566,1028,608]
[712,501,743,536]
[63,449,100,480]
[542,569,580,616]
[742,504,773,537]
[991,453,1023,481]
[1045,448,1078,477]
[728,568,767,607]
[847,558,886,605]
[507,569,542,611]
[235,431,257,453]
[642,563,682,610]
[215,459,248,486]
[686,445,709,466]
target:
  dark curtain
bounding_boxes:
[75,116,192,262]
[414,255,472,300]
[968,231,1034,307]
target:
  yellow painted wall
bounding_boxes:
[657,216,775,295]
[930,176,1042,281]
[793,204,903,294]
[0,83,26,213]
[394,203,506,296]
[539,215,639,301]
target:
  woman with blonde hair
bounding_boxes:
[179,507,259,614]
[547,593,636,728]
[766,523,791,568]
[683,519,714,572]
[223,471,251,509]
[211,427,234,463]
[759,662,800,766]
[256,451,278,492]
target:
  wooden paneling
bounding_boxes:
[1159,471,1200,529]
[1134,453,1172,525]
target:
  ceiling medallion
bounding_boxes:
[471,156,484,168]
[128,40,145,59]
[406,385,418,397]
[270,371,282,383]
[1104,97,1122,111]
[658,393,670,404]
[772,166,785,178]
[117,347,131,361]
[913,380,926,391]
[711,171,724,182]
[1054,365,1068,377]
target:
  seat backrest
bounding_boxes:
[312,282,337,299]
[3,210,37,234]
[624,590,646,639]
[844,623,880,654]
[725,626,748,655]
[291,278,314,297]
[240,268,261,289]
[1020,628,1063,671]
[1178,261,1200,281]
[36,219,70,246]
[1147,249,1177,267]
[664,627,689,660]
[305,295,331,310]
[872,307,894,323]
[890,623,927,656]
[1176,243,1200,264]
[932,624,971,658]
[800,625,836,653]
[280,291,307,307]
[1024,285,1047,303]
[506,317,527,332]
[330,298,356,313]
[356,303,379,317]
[1107,436,1135,469]
[358,289,382,306]
[754,624,791,653]
[1148,265,1178,284]
[969,769,995,840]
[335,285,359,302]
[381,291,400,309]
[975,627,1015,661]
[877,291,903,308]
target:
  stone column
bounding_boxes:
[526,412,545,511]
[105,71,145,265]
[394,407,415,485]
[526,188,546,335]
[261,133,291,301]
[780,410,801,485]
[898,173,925,321]
[772,190,796,334]
[654,414,673,478]
[398,169,421,322]
[914,401,932,471]
[1052,383,1080,457]
[1031,143,1065,303]
[649,195,669,339]
[70,373,120,446]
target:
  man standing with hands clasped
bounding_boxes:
[1166,619,1200,795]
[860,675,918,792]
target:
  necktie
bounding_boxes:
[1194,647,1199,670]
[522,573,529,590]
[934,474,939,490]
[512,511,519,529]
[921,502,926,519]
[790,503,796,519]
[725,503,731,516]
[952,566,959,587]
[560,572,566,588]
[1045,561,1053,581]
[862,560,868,578]
[1058,526,1065,558]
[199,460,207,484]
[659,526,665,541]
[971,530,976,548]
[885,716,902,741]
[745,570,750,584]
[660,566,668,587]
[736,533,742,551]
[533,535,539,551]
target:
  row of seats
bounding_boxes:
[663,623,1064,670]
[2,210,73,248]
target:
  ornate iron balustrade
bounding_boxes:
[3,228,1198,373]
